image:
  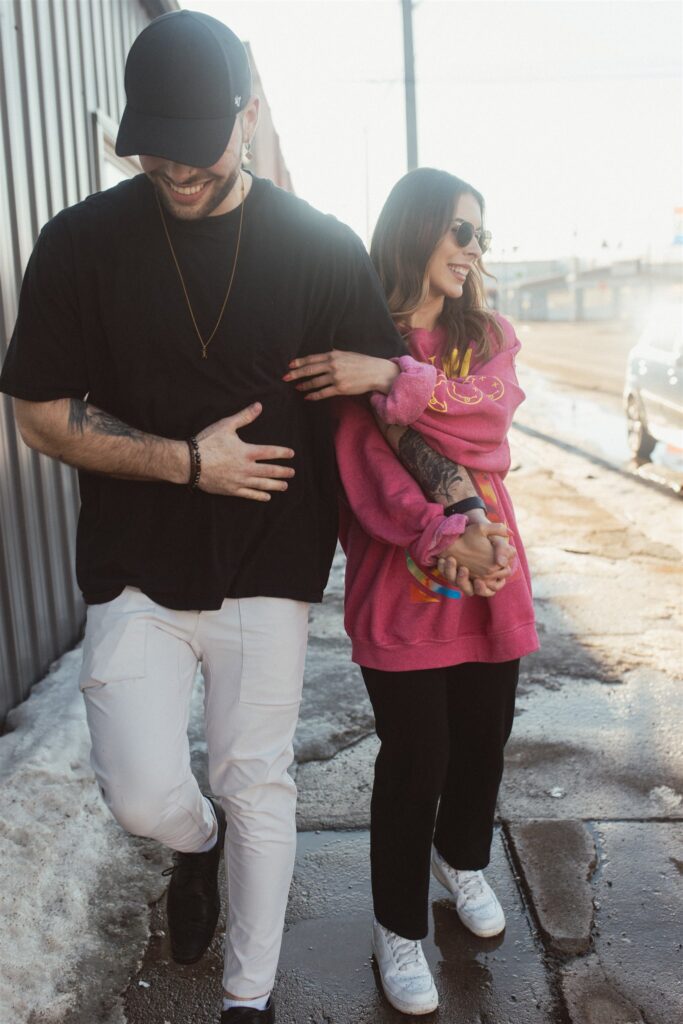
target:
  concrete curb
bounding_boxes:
[507,819,597,956]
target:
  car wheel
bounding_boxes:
[626,395,656,462]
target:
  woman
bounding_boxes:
[288,168,538,1016]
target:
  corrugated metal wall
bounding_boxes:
[0,0,175,722]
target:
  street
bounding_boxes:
[515,321,637,400]
[1,324,681,1024]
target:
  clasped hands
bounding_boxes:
[436,518,515,598]
[285,350,515,599]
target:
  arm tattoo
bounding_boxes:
[397,427,464,505]
[68,399,146,441]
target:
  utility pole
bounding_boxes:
[401,0,418,171]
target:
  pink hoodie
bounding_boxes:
[334,314,538,671]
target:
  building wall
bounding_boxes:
[0,0,175,723]
[246,44,294,193]
[0,2,295,724]
[490,259,682,323]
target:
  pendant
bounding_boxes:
[202,350,208,360]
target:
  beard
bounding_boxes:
[151,165,241,221]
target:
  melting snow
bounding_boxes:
[649,785,682,813]
[0,648,170,1023]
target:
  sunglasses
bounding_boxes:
[451,220,492,255]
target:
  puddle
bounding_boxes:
[278,830,557,1023]
[516,365,683,491]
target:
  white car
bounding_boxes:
[624,304,683,462]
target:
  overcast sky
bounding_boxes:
[186,0,682,263]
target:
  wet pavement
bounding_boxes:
[124,829,557,1024]
[515,326,683,495]
[119,416,683,1024]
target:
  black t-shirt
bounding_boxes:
[1,174,402,608]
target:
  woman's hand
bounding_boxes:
[464,509,516,572]
[438,521,513,579]
[436,556,509,598]
[283,351,400,400]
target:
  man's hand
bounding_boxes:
[197,402,295,500]
[283,350,399,399]
[13,398,294,501]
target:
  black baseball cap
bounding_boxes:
[116,10,252,168]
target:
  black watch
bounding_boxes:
[443,496,487,517]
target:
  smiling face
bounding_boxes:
[425,192,484,306]
[140,99,258,220]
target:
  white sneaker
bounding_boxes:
[372,919,439,1015]
[431,847,506,937]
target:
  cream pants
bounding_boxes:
[79,586,308,997]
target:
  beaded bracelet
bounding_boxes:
[186,436,201,492]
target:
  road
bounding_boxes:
[515,320,683,493]
[515,320,637,402]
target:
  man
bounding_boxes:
[0,11,507,1022]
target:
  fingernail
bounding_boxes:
[282,373,292,381]
[288,360,297,368]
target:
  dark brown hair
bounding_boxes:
[370,167,501,371]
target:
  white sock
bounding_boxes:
[222,994,270,1012]
[194,798,218,853]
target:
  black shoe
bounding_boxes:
[221,999,275,1022]
[163,795,227,964]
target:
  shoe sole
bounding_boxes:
[430,858,505,938]
[371,944,438,1015]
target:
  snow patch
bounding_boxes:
[649,785,682,813]
[0,649,171,1023]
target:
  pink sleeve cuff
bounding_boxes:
[370,356,437,426]
[420,513,469,566]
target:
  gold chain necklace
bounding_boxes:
[155,173,245,359]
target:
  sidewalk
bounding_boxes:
[1,422,681,1024]
[127,425,683,1024]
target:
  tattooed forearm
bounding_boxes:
[68,399,146,441]
[397,428,467,504]
[13,396,186,485]
[373,415,477,505]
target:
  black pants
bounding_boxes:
[361,659,519,940]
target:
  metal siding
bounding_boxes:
[0,0,177,723]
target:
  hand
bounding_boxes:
[439,521,512,578]
[433,553,475,596]
[489,532,513,569]
[461,509,516,571]
[196,402,295,501]
[435,556,509,598]
[465,509,505,556]
[283,350,400,400]
[472,572,510,597]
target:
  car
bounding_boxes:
[624,303,683,463]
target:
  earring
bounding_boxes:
[243,139,253,163]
